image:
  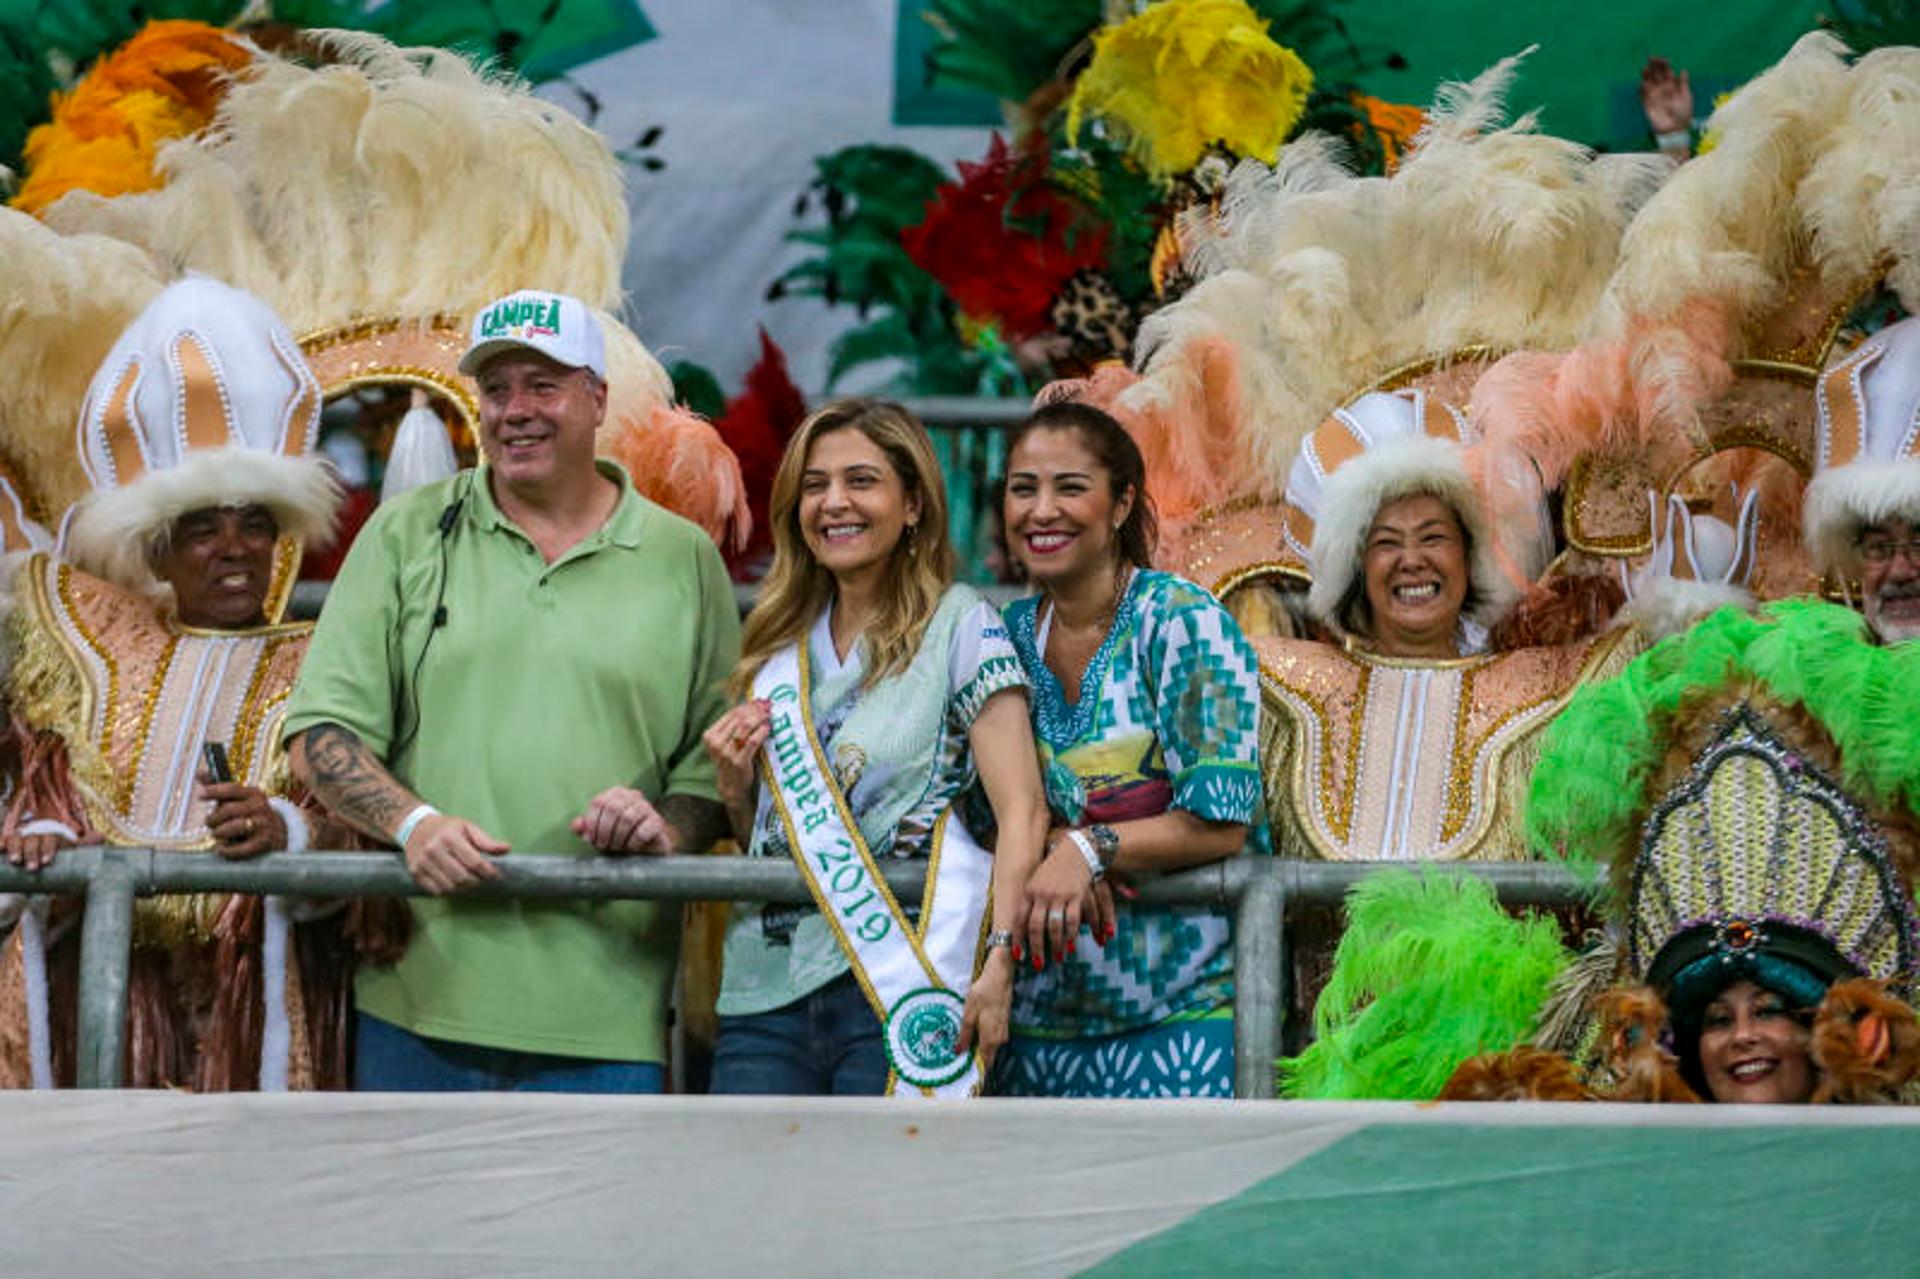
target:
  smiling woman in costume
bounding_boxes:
[991,402,1264,1098]
[1430,670,1920,1106]
[703,399,1046,1097]
[1255,387,1626,867]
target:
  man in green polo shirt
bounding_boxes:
[284,289,738,1091]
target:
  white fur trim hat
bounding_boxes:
[458,290,607,380]
[1285,389,1521,630]
[64,277,339,594]
[1804,317,1920,575]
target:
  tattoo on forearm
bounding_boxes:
[300,723,419,842]
[660,793,730,853]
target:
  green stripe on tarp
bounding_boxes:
[1087,1122,1920,1276]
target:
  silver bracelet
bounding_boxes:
[984,928,1015,952]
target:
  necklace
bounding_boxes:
[1038,565,1135,654]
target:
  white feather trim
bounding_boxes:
[1803,460,1920,574]
[1305,436,1517,627]
[1617,580,1754,641]
[63,448,340,594]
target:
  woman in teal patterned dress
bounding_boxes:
[993,402,1267,1098]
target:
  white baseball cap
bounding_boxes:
[458,289,607,379]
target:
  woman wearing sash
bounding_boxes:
[703,399,1047,1096]
[992,403,1266,1098]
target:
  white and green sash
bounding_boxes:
[755,642,994,1098]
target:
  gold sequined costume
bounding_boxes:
[0,555,322,1088]
[0,277,352,1091]
[1255,632,1635,863]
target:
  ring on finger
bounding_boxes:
[1046,908,1066,922]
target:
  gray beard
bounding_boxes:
[1865,594,1920,644]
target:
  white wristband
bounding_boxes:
[392,803,439,850]
[1654,128,1691,151]
[1065,828,1104,883]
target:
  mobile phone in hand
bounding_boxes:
[202,741,233,785]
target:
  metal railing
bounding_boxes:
[0,850,1590,1096]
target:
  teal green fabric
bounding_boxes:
[715,585,1026,1017]
[1090,1122,1920,1276]
[993,1011,1234,1098]
[1006,570,1267,1041]
[285,462,739,1062]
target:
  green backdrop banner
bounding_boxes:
[1344,0,1824,148]
[892,1,1829,148]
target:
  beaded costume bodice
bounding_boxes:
[1255,631,1635,861]
[9,554,308,850]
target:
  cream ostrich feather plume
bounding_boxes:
[1475,35,1920,506]
[1585,32,1853,439]
[0,209,165,524]
[1120,51,1662,516]
[1802,44,1920,312]
[32,30,746,548]
[40,31,628,329]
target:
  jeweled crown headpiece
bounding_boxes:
[1630,705,1920,1021]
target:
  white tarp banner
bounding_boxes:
[3,1095,1918,1276]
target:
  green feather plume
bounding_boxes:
[1528,600,1920,885]
[1277,869,1571,1100]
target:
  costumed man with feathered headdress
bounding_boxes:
[0,276,361,1090]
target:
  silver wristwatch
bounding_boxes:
[1088,822,1120,872]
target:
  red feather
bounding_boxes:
[713,329,806,575]
[901,135,1108,339]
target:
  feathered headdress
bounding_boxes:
[0,208,165,524]
[1284,388,1537,630]
[1497,33,1920,568]
[10,20,252,216]
[1066,0,1313,182]
[1277,869,1572,1100]
[1803,315,1920,575]
[63,276,339,597]
[901,135,1108,340]
[1105,51,1660,524]
[21,25,749,551]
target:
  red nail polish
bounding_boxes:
[1067,941,1076,957]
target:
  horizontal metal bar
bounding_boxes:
[893,396,1030,430]
[0,848,1590,907]
[1269,858,1596,908]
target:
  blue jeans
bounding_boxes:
[354,1012,666,1094]
[710,971,889,1096]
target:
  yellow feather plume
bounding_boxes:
[1067,0,1312,180]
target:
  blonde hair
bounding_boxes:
[732,400,956,696]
